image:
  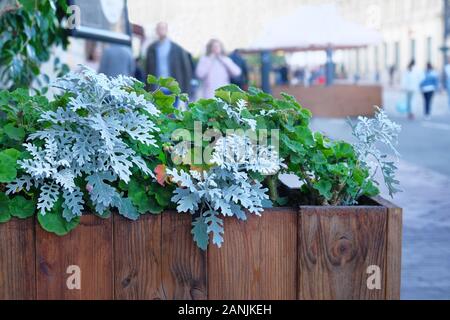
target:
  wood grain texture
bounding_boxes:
[0,218,36,300]
[208,208,297,300]
[161,212,207,299]
[113,214,162,300]
[272,85,382,118]
[298,206,387,300]
[373,196,402,300]
[36,215,113,300]
[386,208,402,300]
[1,197,402,300]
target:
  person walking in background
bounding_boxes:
[445,57,450,109]
[389,65,396,87]
[401,60,420,120]
[229,49,249,90]
[85,41,101,71]
[98,43,135,77]
[134,57,146,83]
[420,63,439,120]
[146,22,193,95]
[195,39,241,99]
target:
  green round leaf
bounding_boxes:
[3,123,25,141]
[154,187,172,207]
[0,152,17,183]
[38,211,80,236]
[313,180,333,200]
[147,196,164,214]
[9,196,35,219]
[362,180,380,197]
[2,148,21,161]
[0,193,12,223]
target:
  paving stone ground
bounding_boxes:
[309,88,450,299]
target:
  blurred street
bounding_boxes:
[310,88,450,300]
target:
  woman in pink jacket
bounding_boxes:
[195,39,242,99]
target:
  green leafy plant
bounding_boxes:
[228,86,398,205]
[0,69,401,250]
[0,71,187,233]
[0,88,57,223]
[349,107,401,198]
[168,134,283,249]
[171,85,389,207]
[8,67,161,225]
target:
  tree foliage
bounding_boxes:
[0,0,69,89]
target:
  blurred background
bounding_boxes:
[9,0,450,299]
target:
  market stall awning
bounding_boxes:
[244,4,382,53]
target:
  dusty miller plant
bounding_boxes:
[350,107,401,198]
[220,99,257,130]
[7,66,160,221]
[168,134,284,250]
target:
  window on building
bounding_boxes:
[426,36,433,63]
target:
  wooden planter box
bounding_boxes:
[0,197,401,300]
[272,85,382,118]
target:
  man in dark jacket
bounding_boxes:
[146,22,193,95]
[229,49,249,90]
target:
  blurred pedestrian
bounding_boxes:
[133,57,145,82]
[389,65,396,87]
[278,65,289,85]
[98,43,135,77]
[145,22,193,95]
[195,39,241,99]
[401,60,420,120]
[229,49,249,90]
[304,67,312,87]
[85,41,101,71]
[444,57,450,108]
[420,63,439,120]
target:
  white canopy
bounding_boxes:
[249,4,382,52]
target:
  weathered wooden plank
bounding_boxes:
[113,214,162,300]
[298,206,387,300]
[272,85,381,118]
[373,196,402,300]
[36,215,113,300]
[385,207,402,300]
[161,212,207,300]
[0,218,36,300]
[208,208,297,300]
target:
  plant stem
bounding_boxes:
[267,174,279,202]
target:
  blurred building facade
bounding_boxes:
[127,0,303,55]
[330,0,444,84]
[128,0,445,84]
[52,0,445,86]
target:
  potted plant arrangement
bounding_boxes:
[0,67,402,300]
